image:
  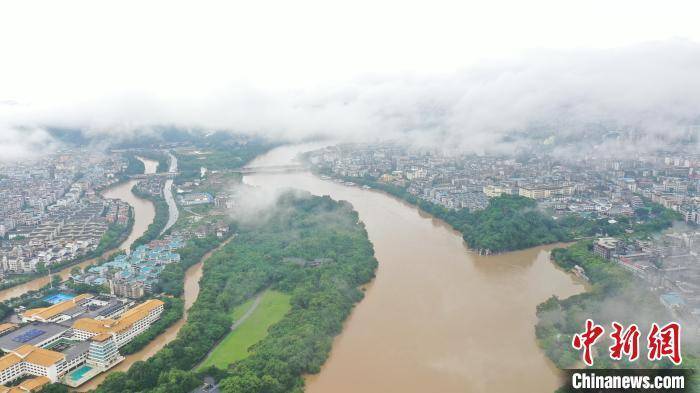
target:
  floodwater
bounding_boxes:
[101,180,154,253]
[136,156,159,175]
[102,157,158,252]
[0,157,159,302]
[243,145,586,393]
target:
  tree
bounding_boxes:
[127,361,161,390]
[98,372,128,393]
[152,369,200,393]
[219,372,262,393]
[39,384,69,393]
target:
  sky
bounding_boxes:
[1,0,700,158]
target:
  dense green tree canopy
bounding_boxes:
[93,192,377,393]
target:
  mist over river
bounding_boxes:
[243,145,585,393]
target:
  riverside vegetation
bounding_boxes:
[320,172,680,254]
[89,192,377,393]
[130,185,170,249]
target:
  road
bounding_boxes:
[192,376,219,393]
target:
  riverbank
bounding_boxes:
[311,170,570,254]
[101,179,156,253]
[310,164,679,256]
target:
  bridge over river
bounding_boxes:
[233,164,305,174]
[128,172,179,179]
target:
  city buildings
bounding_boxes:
[0,151,132,278]
[308,144,700,220]
[593,237,621,260]
[586,230,700,330]
[0,295,164,388]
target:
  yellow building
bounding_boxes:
[21,294,94,323]
[0,376,50,393]
[0,345,65,385]
[72,299,164,348]
[0,324,17,336]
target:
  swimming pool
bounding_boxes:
[44,293,75,304]
[69,365,93,381]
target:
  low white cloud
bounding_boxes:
[0,126,58,162]
[1,40,700,159]
[226,183,309,226]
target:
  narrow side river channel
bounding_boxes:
[244,145,586,393]
[101,156,157,253]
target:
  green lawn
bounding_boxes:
[198,290,291,370]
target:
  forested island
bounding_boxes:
[92,192,378,393]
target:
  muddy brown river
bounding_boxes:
[244,145,585,393]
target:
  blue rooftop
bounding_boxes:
[660,293,685,307]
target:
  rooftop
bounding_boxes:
[72,299,163,335]
[21,294,93,321]
[0,345,65,372]
[0,376,50,393]
[0,322,70,352]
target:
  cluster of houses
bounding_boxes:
[72,236,184,299]
[0,200,127,275]
[134,176,165,198]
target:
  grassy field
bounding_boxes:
[198,290,291,370]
